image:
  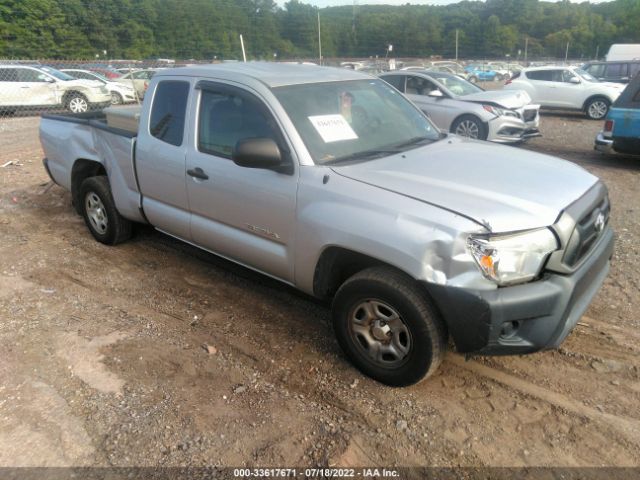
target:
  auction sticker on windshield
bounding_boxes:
[308,114,358,143]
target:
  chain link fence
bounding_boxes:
[0,57,583,120]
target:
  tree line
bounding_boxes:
[1,0,639,61]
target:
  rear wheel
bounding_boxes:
[79,176,132,245]
[495,73,504,82]
[585,97,610,120]
[451,115,487,140]
[332,267,447,386]
[468,75,478,84]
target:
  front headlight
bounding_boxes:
[467,228,558,286]
[482,105,505,117]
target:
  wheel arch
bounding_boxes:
[449,113,489,139]
[71,159,107,214]
[582,94,611,112]
[62,89,88,104]
[313,246,416,300]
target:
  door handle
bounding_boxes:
[187,167,209,180]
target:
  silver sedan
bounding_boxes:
[380,70,541,143]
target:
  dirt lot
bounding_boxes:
[0,112,639,473]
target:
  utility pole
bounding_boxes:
[595,44,599,60]
[240,34,247,62]
[455,29,459,62]
[524,36,528,66]
[565,41,569,64]
[318,10,322,65]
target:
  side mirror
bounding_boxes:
[233,137,283,170]
[569,77,580,84]
[427,89,444,98]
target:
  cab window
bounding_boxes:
[526,70,553,81]
[198,89,280,159]
[149,80,189,147]
[585,64,605,77]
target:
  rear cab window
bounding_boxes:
[149,80,190,146]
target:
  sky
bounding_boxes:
[287,0,612,6]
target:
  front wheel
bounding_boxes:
[495,73,503,82]
[468,75,478,84]
[451,115,487,140]
[332,267,447,386]
[67,93,89,113]
[585,97,610,120]
[110,91,123,105]
[79,176,132,245]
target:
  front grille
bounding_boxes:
[522,109,537,122]
[562,196,610,267]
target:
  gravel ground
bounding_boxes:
[0,110,639,472]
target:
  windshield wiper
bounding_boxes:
[390,136,435,150]
[324,148,399,165]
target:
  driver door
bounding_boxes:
[404,75,452,128]
[185,81,299,283]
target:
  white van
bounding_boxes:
[606,44,640,62]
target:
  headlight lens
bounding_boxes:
[467,228,558,286]
[482,105,505,117]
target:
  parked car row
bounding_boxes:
[0,65,112,114]
[380,69,540,143]
[504,66,626,120]
[0,63,160,114]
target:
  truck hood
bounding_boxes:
[331,136,598,232]
[459,89,532,109]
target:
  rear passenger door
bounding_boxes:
[136,78,193,240]
[184,81,298,283]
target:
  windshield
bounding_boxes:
[427,72,483,96]
[86,71,109,82]
[575,69,599,83]
[39,66,75,81]
[273,79,441,165]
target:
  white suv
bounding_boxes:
[0,65,112,114]
[504,66,625,119]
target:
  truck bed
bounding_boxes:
[41,110,138,139]
[40,111,145,223]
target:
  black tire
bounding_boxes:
[585,97,610,120]
[79,176,132,245]
[468,75,478,83]
[332,267,447,387]
[66,92,89,113]
[110,91,123,105]
[495,73,503,82]
[451,114,488,140]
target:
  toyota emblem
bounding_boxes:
[594,212,605,232]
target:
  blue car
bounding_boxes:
[464,65,498,83]
[595,73,640,155]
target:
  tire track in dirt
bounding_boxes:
[447,355,640,445]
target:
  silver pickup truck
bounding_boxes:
[40,63,614,386]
